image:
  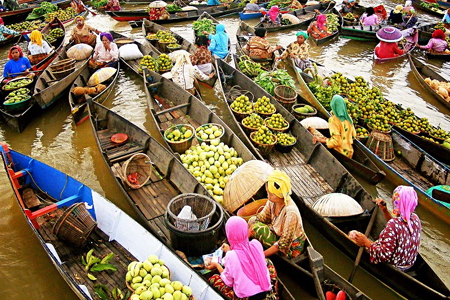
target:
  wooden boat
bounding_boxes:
[290,58,450,226]
[417,22,436,44]
[142,19,217,87]
[215,57,450,300]
[340,5,387,41]
[0,143,224,300]
[408,54,450,110]
[34,43,90,109]
[413,0,445,17]
[108,5,242,24]
[254,2,335,32]
[438,0,450,9]
[239,2,268,20]
[68,60,120,126]
[0,17,65,133]
[192,11,231,56]
[0,34,21,47]
[0,0,71,24]
[373,37,417,64]
[309,7,342,46]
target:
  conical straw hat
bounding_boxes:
[223,160,273,213]
[312,193,364,217]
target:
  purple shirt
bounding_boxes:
[420,38,448,52]
[361,14,379,26]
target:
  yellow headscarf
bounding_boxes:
[267,170,292,204]
[250,0,257,3]
[75,15,84,22]
[30,30,43,47]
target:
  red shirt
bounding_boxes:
[375,41,404,59]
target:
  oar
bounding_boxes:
[7,70,40,77]
[348,204,379,283]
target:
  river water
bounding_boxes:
[0,1,449,299]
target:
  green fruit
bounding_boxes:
[182,286,192,297]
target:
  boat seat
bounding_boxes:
[155,103,191,116]
[291,252,308,265]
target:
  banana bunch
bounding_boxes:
[434,22,446,31]
[238,56,263,78]
[81,248,118,281]
[326,13,339,33]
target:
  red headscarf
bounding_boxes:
[8,46,24,60]
[432,29,445,40]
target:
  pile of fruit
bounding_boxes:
[29,1,57,18]
[367,114,391,133]
[254,96,276,115]
[281,18,292,25]
[193,19,215,36]
[231,95,253,114]
[343,12,356,21]
[156,30,177,43]
[49,27,64,39]
[44,33,56,44]
[267,0,290,9]
[158,54,173,71]
[325,13,339,33]
[356,127,369,139]
[424,78,450,102]
[196,124,223,141]
[255,69,296,96]
[167,43,181,49]
[429,127,450,140]
[294,104,314,114]
[180,138,244,204]
[90,0,108,9]
[146,34,158,40]
[165,125,193,143]
[238,56,263,78]
[420,1,444,12]
[251,126,276,145]
[242,113,264,130]
[6,20,45,32]
[127,255,193,300]
[45,7,77,22]
[4,88,30,104]
[138,55,159,73]
[265,113,288,130]
[3,78,32,90]
[275,132,296,146]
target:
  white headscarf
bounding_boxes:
[405,0,412,7]
[169,50,192,76]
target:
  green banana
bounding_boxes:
[100,252,114,264]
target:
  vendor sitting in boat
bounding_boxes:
[0,17,19,42]
[277,31,311,71]
[191,35,214,76]
[417,29,448,53]
[207,216,278,300]
[89,32,119,70]
[313,95,356,158]
[248,170,307,258]
[360,7,379,26]
[307,13,331,40]
[27,30,54,65]
[350,186,421,271]
[203,24,229,59]
[388,5,403,25]
[401,9,417,29]
[261,6,282,27]
[70,16,99,46]
[375,27,406,59]
[100,0,121,11]
[149,2,170,21]
[244,0,260,12]
[442,9,450,29]
[245,28,282,59]
[341,0,356,14]
[289,0,302,10]
[3,46,34,80]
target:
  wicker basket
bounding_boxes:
[195,123,225,144]
[250,131,277,157]
[264,118,290,133]
[52,66,75,80]
[164,124,195,154]
[254,105,276,119]
[274,85,297,112]
[355,125,369,144]
[166,193,216,232]
[52,203,97,247]
[231,106,253,121]
[366,131,395,162]
[241,119,261,135]
[50,58,75,72]
[120,153,153,189]
[292,103,317,121]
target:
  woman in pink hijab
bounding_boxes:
[207,216,277,299]
[350,186,421,271]
[263,5,281,26]
[307,13,332,39]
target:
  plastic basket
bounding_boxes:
[120,153,152,189]
[3,95,32,111]
[250,131,277,157]
[355,125,369,144]
[274,85,297,112]
[52,203,97,247]
[366,130,395,162]
[164,124,195,154]
[2,77,33,91]
[275,133,296,153]
[292,103,317,120]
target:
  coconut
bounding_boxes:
[424,77,432,85]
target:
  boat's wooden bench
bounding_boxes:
[97,129,146,163]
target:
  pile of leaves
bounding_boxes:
[166,4,182,12]
[267,0,290,9]
[91,0,108,9]
[255,69,296,95]
[193,19,216,36]
[29,2,57,18]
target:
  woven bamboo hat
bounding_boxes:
[376,27,403,43]
[223,160,274,213]
[312,193,364,217]
[149,1,167,8]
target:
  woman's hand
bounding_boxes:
[352,232,372,248]
[221,243,230,253]
[202,30,208,35]
[312,136,327,144]
[206,262,219,270]
[209,73,215,79]
[375,198,388,211]
[24,69,30,75]
[275,45,282,50]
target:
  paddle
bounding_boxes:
[7,70,40,77]
[348,204,379,283]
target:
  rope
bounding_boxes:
[226,85,255,103]
[59,174,68,201]
[24,170,58,202]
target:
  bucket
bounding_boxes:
[366,131,395,162]
[165,196,224,256]
[274,85,297,112]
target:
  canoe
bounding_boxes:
[34,43,90,109]
[417,22,436,44]
[142,19,218,88]
[438,0,450,9]
[309,7,343,46]
[0,143,224,300]
[68,51,120,126]
[0,34,21,48]
[291,58,450,226]
[239,2,269,20]
[0,17,65,133]
[408,54,450,110]
[254,2,335,32]
[413,0,445,17]
[216,57,450,300]
[340,5,386,41]
[0,0,72,24]
[108,5,242,24]
[373,40,417,64]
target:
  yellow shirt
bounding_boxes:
[326,115,356,158]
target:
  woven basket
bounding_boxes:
[166,193,216,232]
[241,119,261,135]
[164,124,195,154]
[231,106,253,122]
[366,131,395,162]
[121,153,152,189]
[50,58,75,72]
[355,125,369,144]
[250,131,277,157]
[274,85,297,112]
[254,104,276,119]
[292,103,317,120]
[52,66,75,80]
[52,203,97,247]
[264,118,289,133]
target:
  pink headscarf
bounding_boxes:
[225,216,271,291]
[268,6,279,23]
[393,186,418,233]
[317,14,327,30]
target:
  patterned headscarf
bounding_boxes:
[8,45,23,60]
[267,170,291,204]
[75,15,84,24]
[394,5,403,13]
[30,30,43,47]
[330,95,353,125]
[392,186,418,233]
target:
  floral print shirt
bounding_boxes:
[326,115,356,158]
[0,25,19,42]
[190,46,212,66]
[280,41,309,60]
[245,36,276,58]
[369,214,421,271]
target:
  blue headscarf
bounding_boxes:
[443,10,450,24]
[208,24,229,59]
